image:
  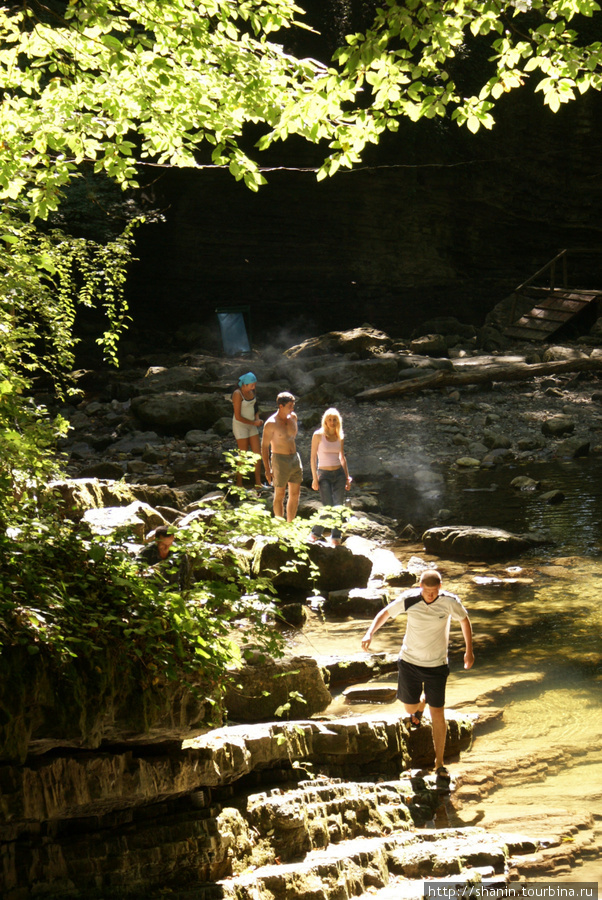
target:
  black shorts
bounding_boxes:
[397,659,450,708]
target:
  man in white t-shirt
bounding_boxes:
[361,570,474,780]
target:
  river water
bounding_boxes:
[289,456,602,882]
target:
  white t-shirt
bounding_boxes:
[386,588,468,667]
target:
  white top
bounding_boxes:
[233,389,255,421]
[318,435,341,468]
[385,588,468,667]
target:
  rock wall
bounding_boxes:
[126,89,602,345]
[0,713,477,899]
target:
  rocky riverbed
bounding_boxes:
[6,321,602,897]
[55,323,602,527]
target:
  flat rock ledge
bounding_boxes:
[1,711,587,899]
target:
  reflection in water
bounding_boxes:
[290,457,602,877]
[380,456,602,556]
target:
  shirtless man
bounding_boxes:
[261,392,303,521]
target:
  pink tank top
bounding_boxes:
[318,435,341,468]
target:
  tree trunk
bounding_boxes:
[356,356,602,401]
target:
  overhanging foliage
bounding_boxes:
[0,0,600,209]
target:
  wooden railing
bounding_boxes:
[508,248,602,323]
[509,249,569,324]
[514,248,568,297]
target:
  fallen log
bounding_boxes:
[356,356,602,401]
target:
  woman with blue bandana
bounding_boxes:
[232,372,265,489]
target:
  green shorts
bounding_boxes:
[271,452,303,488]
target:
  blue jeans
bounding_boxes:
[317,467,346,506]
[311,467,346,540]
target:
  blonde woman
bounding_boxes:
[310,407,351,544]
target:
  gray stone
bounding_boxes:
[422,525,535,560]
[542,345,588,362]
[541,415,575,437]
[78,461,126,479]
[285,326,393,359]
[108,430,160,454]
[224,656,331,722]
[136,365,208,394]
[510,476,540,491]
[541,490,565,504]
[482,429,512,450]
[324,587,389,617]
[212,415,233,435]
[69,441,94,459]
[455,457,481,468]
[185,429,214,445]
[409,334,448,357]
[82,501,165,537]
[517,437,545,451]
[131,391,229,429]
[556,436,590,458]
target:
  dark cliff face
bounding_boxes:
[126,79,602,345]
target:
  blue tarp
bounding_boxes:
[216,310,251,356]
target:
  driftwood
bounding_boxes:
[356,356,602,401]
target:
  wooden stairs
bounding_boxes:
[503,250,602,342]
[504,286,602,342]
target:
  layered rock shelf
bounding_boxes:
[4,710,592,899]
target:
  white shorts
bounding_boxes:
[233,418,259,440]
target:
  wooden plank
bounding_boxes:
[524,289,600,305]
[521,309,573,322]
[503,327,549,340]
[512,317,560,331]
[536,300,589,313]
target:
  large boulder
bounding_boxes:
[323,587,388,617]
[131,391,229,430]
[48,478,140,518]
[224,656,331,722]
[284,327,393,359]
[541,415,576,437]
[422,525,535,560]
[252,538,373,594]
[294,357,399,398]
[135,365,208,394]
[409,334,448,357]
[82,501,165,538]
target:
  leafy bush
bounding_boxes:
[0,455,322,720]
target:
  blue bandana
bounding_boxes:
[239,372,257,386]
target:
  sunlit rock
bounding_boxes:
[284,326,393,359]
[82,500,164,537]
[252,537,373,594]
[324,587,388,617]
[48,477,139,518]
[510,476,540,491]
[224,656,331,722]
[423,525,535,560]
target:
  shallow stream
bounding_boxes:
[290,456,602,882]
